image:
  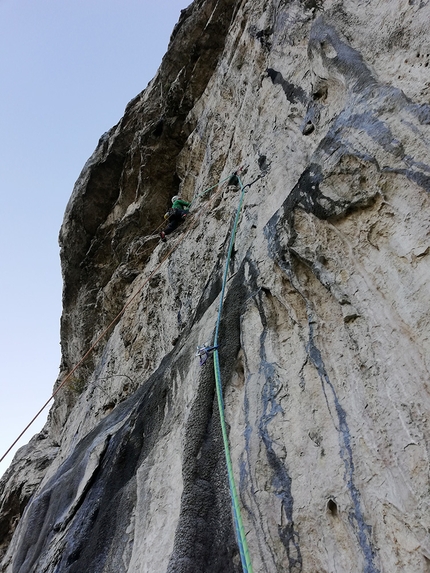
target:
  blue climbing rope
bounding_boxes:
[212,175,254,573]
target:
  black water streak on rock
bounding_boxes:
[268,161,352,225]
[382,166,430,191]
[307,320,380,573]
[11,351,180,573]
[348,112,406,157]
[266,69,308,106]
[265,200,378,570]
[267,19,430,232]
[413,103,430,125]
[253,290,303,572]
[309,18,377,93]
[343,110,430,192]
[167,265,249,573]
[308,20,430,193]
[166,367,238,573]
[238,258,279,570]
[241,384,279,570]
[263,206,302,317]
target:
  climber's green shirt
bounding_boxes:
[172,199,190,211]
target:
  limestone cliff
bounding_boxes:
[1,0,430,571]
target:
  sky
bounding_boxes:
[0,0,190,478]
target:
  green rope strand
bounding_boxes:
[190,173,237,206]
[212,175,253,573]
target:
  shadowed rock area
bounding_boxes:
[1,0,430,571]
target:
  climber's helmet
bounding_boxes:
[171,195,179,203]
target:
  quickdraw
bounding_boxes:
[195,344,219,366]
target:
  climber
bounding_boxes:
[160,195,191,241]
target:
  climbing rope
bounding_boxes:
[212,174,254,573]
[0,169,238,464]
[191,173,236,204]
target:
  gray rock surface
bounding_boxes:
[1,0,430,571]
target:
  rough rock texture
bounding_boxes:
[1,0,430,571]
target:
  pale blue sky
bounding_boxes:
[0,0,190,477]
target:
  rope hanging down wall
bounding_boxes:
[210,174,259,573]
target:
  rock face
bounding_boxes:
[1,0,430,571]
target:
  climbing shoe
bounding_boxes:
[160,231,166,242]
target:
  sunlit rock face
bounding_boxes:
[1,0,430,571]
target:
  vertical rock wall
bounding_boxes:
[1,0,430,571]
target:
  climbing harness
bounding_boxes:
[195,344,219,366]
